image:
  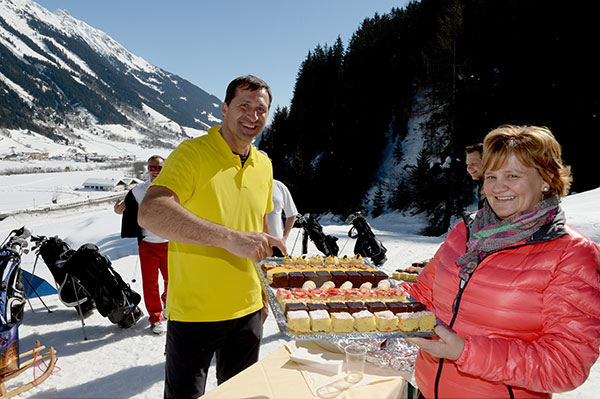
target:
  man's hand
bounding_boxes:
[226,232,287,263]
[114,199,126,214]
[405,325,465,361]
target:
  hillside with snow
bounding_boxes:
[0,0,221,160]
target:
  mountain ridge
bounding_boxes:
[0,0,222,158]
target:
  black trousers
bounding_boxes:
[163,310,263,398]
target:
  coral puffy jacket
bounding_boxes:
[406,218,600,399]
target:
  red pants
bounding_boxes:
[138,240,169,325]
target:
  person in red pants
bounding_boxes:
[115,155,168,335]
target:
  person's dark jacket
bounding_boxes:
[120,190,143,245]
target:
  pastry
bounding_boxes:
[307,290,328,303]
[330,271,347,287]
[352,254,365,265]
[345,301,367,314]
[307,302,327,311]
[325,288,344,302]
[376,279,391,289]
[353,310,376,332]
[375,310,398,332]
[271,272,289,288]
[282,255,297,265]
[358,270,374,285]
[417,311,436,331]
[398,313,420,332]
[298,255,310,265]
[310,254,324,266]
[345,271,361,287]
[288,272,304,288]
[406,302,427,312]
[339,255,353,267]
[373,271,389,285]
[366,301,387,313]
[386,302,411,314]
[331,312,354,333]
[287,310,310,333]
[325,255,339,266]
[359,282,373,292]
[285,302,308,313]
[314,270,331,287]
[326,302,349,313]
[276,288,293,306]
[302,271,318,286]
[309,309,332,332]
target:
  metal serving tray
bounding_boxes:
[255,258,436,341]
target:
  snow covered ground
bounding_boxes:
[0,169,598,398]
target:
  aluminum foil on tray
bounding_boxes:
[314,338,419,373]
[255,258,436,342]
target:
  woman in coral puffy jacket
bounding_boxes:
[406,125,600,399]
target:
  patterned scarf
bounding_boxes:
[456,195,560,281]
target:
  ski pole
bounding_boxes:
[290,229,302,256]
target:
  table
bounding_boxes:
[203,344,408,399]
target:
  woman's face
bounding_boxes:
[483,153,547,220]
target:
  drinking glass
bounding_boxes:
[344,344,366,383]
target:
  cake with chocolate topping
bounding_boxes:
[288,272,304,288]
[330,271,347,287]
[271,272,289,288]
[326,302,349,313]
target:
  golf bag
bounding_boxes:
[0,227,28,326]
[295,213,339,257]
[62,243,143,328]
[347,212,388,266]
[32,236,95,315]
[0,227,29,376]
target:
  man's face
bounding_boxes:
[220,86,270,151]
[147,158,163,182]
[466,151,483,180]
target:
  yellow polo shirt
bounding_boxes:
[151,126,273,322]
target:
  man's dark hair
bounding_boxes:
[465,143,483,155]
[224,75,272,108]
[147,155,164,163]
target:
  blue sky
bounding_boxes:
[35,0,410,122]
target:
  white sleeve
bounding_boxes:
[281,184,298,217]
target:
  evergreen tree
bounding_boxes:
[372,184,386,218]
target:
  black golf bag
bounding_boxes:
[295,213,339,257]
[32,236,95,315]
[0,227,28,326]
[347,212,388,266]
[62,243,143,328]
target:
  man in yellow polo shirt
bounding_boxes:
[139,75,286,398]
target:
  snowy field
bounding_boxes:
[0,168,598,398]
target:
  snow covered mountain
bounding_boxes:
[0,0,222,158]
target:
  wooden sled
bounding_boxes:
[0,341,57,399]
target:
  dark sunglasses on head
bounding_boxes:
[148,165,162,171]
